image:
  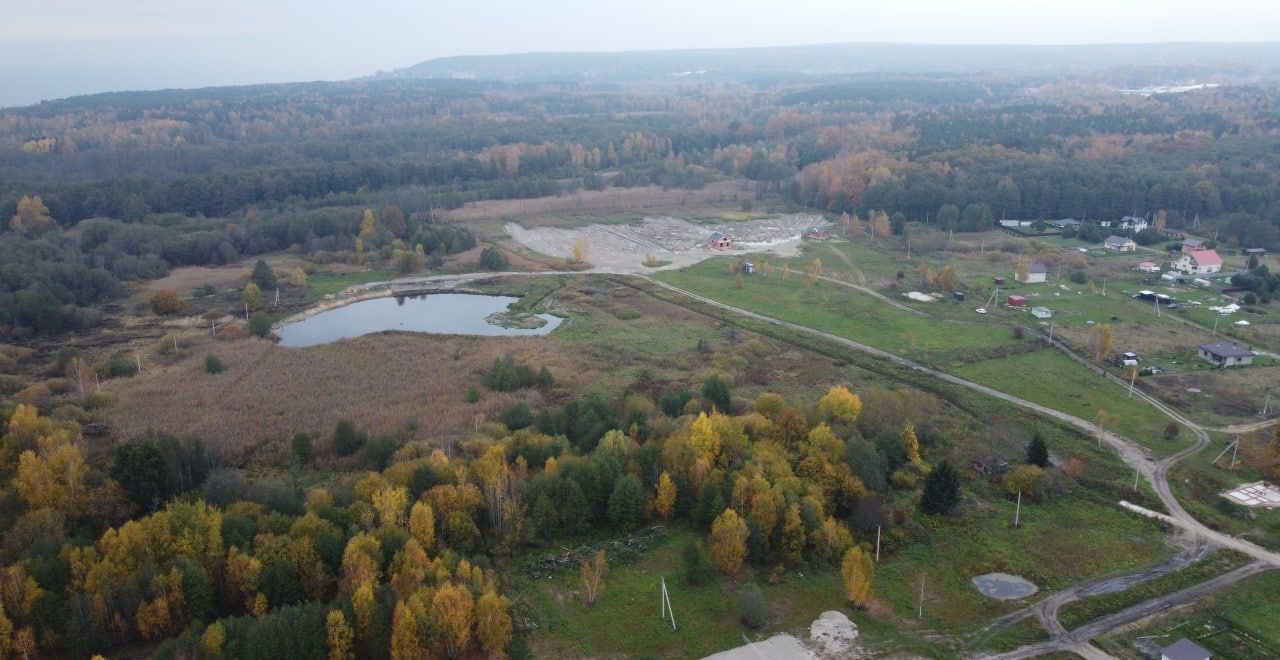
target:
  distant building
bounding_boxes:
[1049,218,1081,230]
[1138,261,1161,273]
[1119,215,1149,232]
[1016,262,1048,284]
[1181,238,1208,254]
[999,219,1033,228]
[805,226,829,240]
[1032,306,1052,319]
[1007,295,1028,308]
[742,261,756,274]
[1160,638,1210,660]
[708,231,731,249]
[1197,340,1255,368]
[1245,247,1267,258]
[1103,235,1137,252]
[1172,250,1222,275]
[1161,228,1187,240]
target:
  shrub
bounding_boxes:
[248,313,272,338]
[701,376,732,412]
[736,584,768,630]
[484,355,552,391]
[465,386,481,403]
[499,402,533,430]
[204,354,225,374]
[291,432,313,464]
[193,283,216,297]
[660,388,693,417]
[682,541,715,586]
[151,290,184,315]
[333,420,366,457]
[364,435,397,470]
[607,475,646,530]
[251,259,278,290]
[1069,269,1087,284]
[104,351,139,378]
[479,247,509,270]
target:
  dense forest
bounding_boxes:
[4,71,1279,334]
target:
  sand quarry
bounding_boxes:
[505,214,827,273]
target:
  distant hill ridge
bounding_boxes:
[379,41,1280,83]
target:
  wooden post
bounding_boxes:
[1014,491,1022,527]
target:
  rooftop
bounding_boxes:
[1160,637,1210,660]
[1198,340,1254,358]
[1190,250,1223,266]
[1104,235,1133,246]
[1028,262,1048,274]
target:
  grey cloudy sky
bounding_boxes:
[2,0,1278,106]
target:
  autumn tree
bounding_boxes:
[432,582,475,657]
[938,264,958,291]
[390,600,425,660]
[381,204,408,238]
[341,534,382,593]
[710,508,749,576]
[476,590,513,658]
[1154,210,1167,232]
[201,621,226,657]
[1004,465,1045,496]
[352,581,376,642]
[326,610,354,660]
[408,502,436,551]
[0,608,11,660]
[9,196,55,235]
[1015,257,1031,283]
[151,290,183,315]
[817,385,862,423]
[872,211,891,238]
[781,504,807,564]
[570,238,589,264]
[902,424,922,465]
[243,283,262,313]
[358,209,377,240]
[735,272,744,289]
[15,432,88,513]
[65,356,95,401]
[580,549,607,607]
[841,546,874,607]
[372,487,409,528]
[654,471,677,519]
[1090,323,1112,360]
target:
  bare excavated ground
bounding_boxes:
[505,214,827,273]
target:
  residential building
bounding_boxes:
[708,231,731,249]
[1016,262,1048,284]
[1172,250,1222,274]
[1103,235,1137,252]
[1049,218,1081,230]
[1119,215,1149,232]
[1007,295,1027,307]
[1138,261,1161,273]
[1196,340,1255,368]
[1181,238,1207,254]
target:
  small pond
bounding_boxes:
[972,573,1039,600]
[277,293,562,348]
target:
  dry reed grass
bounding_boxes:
[102,333,592,463]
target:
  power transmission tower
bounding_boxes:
[660,577,676,630]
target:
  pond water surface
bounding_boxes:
[277,293,561,348]
[972,572,1039,600]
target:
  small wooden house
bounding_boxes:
[1007,295,1028,308]
[708,231,731,250]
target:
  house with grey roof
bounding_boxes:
[1197,340,1255,368]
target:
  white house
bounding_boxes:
[1172,249,1222,275]
[1017,262,1048,284]
[1103,235,1137,252]
[1197,340,1254,368]
[1120,215,1149,232]
[1138,261,1161,273]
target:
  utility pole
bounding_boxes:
[1128,368,1138,398]
[918,576,926,620]
[1262,390,1271,417]
[1134,469,1140,492]
[1213,315,1219,336]
[875,525,882,563]
[1048,320,1055,345]
[1014,491,1022,527]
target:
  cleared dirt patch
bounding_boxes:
[441,180,754,225]
[507,214,825,273]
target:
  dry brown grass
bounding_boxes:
[102,333,594,463]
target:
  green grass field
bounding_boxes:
[655,259,1013,362]
[953,349,1185,456]
[305,269,390,298]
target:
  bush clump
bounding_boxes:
[204,354,225,374]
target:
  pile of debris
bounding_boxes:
[525,526,661,579]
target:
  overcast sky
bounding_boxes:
[3,0,1278,106]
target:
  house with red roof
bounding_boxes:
[1172,249,1222,275]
